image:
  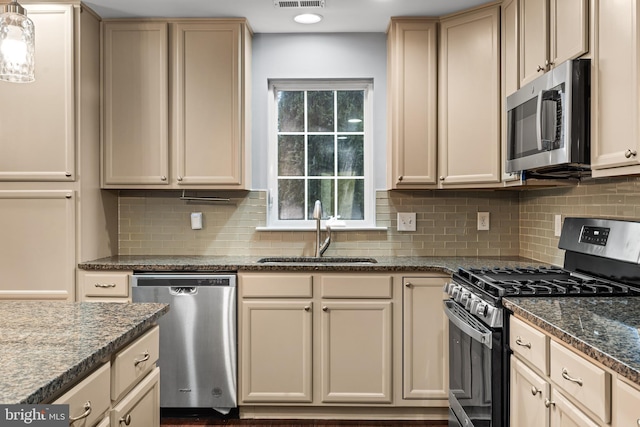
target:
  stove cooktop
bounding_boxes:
[454,266,640,299]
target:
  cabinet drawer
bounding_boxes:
[111,366,160,427]
[53,362,110,427]
[80,271,130,298]
[510,316,548,374]
[320,275,392,298]
[111,326,159,402]
[241,274,313,298]
[549,340,611,423]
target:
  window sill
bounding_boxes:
[256,226,388,232]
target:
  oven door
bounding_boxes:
[444,299,504,427]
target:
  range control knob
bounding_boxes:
[465,295,477,311]
[451,286,461,299]
[476,302,489,317]
[460,291,471,306]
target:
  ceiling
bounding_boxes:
[83,0,491,33]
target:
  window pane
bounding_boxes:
[337,90,364,132]
[278,135,305,176]
[308,91,334,132]
[278,179,305,220]
[308,135,334,176]
[277,91,304,132]
[338,179,364,220]
[337,135,364,176]
[308,179,334,219]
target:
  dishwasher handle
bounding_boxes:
[169,287,197,295]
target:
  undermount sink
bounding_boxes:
[257,256,378,264]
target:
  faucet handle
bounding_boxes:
[313,200,323,219]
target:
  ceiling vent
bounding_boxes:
[274,0,325,8]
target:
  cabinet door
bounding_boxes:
[510,357,549,427]
[519,0,548,85]
[172,21,247,188]
[503,0,520,97]
[320,301,392,403]
[438,6,501,186]
[549,0,588,66]
[614,378,640,427]
[591,0,640,174]
[402,276,448,400]
[111,367,160,427]
[240,300,313,402]
[0,191,75,300]
[102,21,169,186]
[386,18,438,188]
[0,5,74,181]
[549,388,600,427]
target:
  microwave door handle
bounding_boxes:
[536,91,544,151]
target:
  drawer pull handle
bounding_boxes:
[120,414,132,426]
[134,351,150,366]
[561,368,583,386]
[515,337,531,349]
[544,398,555,408]
[69,401,92,422]
[530,386,541,396]
[94,283,116,288]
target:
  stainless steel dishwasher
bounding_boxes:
[131,273,237,412]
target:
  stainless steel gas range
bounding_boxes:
[443,217,640,427]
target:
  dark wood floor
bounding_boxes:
[160,410,447,427]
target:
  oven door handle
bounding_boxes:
[444,300,493,349]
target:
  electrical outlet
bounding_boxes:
[554,214,562,237]
[477,212,490,231]
[397,212,417,232]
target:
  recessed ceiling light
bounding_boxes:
[294,13,323,24]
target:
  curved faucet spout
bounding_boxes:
[313,200,331,257]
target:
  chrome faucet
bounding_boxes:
[313,200,331,257]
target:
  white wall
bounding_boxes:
[250,32,388,190]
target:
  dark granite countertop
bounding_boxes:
[0,302,169,404]
[503,297,640,387]
[79,255,547,273]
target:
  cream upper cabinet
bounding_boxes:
[102,19,251,189]
[402,276,448,400]
[0,5,74,181]
[102,21,169,186]
[438,5,501,187]
[519,0,588,85]
[591,0,640,176]
[386,18,438,189]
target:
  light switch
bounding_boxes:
[397,212,417,232]
[477,212,490,231]
[190,212,203,230]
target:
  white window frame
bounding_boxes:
[266,79,376,230]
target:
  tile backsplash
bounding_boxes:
[118,176,640,264]
[118,189,520,257]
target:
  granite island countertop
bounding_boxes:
[503,297,640,387]
[78,255,549,273]
[0,301,169,404]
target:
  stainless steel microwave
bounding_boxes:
[506,59,590,177]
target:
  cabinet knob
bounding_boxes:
[405,282,411,288]
[177,176,183,181]
[304,306,310,311]
[544,398,555,408]
[545,60,554,67]
[69,401,92,422]
[398,175,403,182]
[120,414,132,426]
[636,419,640,427]
[65,172,72,177]
[530,386,541,396]
[161,176,167,181]
[439,176,445,181]
[625,149,637,158]
[536,65,545,72]
[322,306,328,312]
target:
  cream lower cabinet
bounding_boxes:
[438,5,501,187]
[239,271,449,417]
[402,276,448,400]
[510,316,610,427]
[614,377,640,426]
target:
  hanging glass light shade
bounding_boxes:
[0,0,35,83]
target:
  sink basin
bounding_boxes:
[257,256,378,264]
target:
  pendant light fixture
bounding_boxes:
[0,0,35,83]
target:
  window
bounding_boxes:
[267,80,375,229]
